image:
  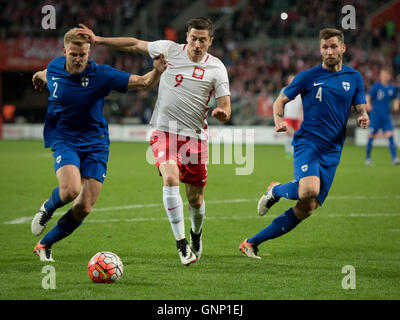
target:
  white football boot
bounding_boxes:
[33,241,55,262]
[239,239,261,260]
[176,238,197,266]
[31,201,53,236]
[257,182,281,216]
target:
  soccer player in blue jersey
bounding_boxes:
[31,28,166,262]
[365,67,400,165]
[239,28,370,259]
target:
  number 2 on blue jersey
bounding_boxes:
[52,82,58,98]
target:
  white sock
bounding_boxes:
[189,200,205,234]
[163,186,185,240]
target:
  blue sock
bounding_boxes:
[248,208,301,245]
[366,137,373,160]
[388,136,397,160]
[273,181,299,200]
[44,186,64,214]
[40,209,82,247]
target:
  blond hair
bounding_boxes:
[64,28,90,48]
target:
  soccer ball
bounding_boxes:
[88,251,123,283]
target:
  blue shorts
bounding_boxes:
[369,116,393,134]
[52,144,109,183]
[293,140,340,205]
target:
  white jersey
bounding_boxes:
[282,87,302,119]
[148,40,230,140]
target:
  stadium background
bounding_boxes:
[0,0,399,139]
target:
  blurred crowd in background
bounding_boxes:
[1,0,399,126]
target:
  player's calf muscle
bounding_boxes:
[294,199,318,219]
[187,195,203,209]
[72,203,92,221]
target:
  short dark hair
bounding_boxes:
[380,66,392,73]
[319,28,344,43]
[187,17,213,37]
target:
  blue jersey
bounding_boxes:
[284,64,366,154]
[44,57,130,150]
[368,82,398,120]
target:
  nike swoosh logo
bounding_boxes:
[168,206,179,211]
[313,82,324,86]
[52,77,60,80]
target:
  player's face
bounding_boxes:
[320,37,346,68]
[379,70,391,84]
[186,28,213,62]
[64,42,90,74]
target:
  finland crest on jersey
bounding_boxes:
[342,81,350,91]
[81,77,89,87]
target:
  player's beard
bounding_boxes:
[323,53,342,68]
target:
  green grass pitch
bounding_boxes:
[1,140,399,300]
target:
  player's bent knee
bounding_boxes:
[60,186,80,203]
[163,174,180,186]
[299,187,319,200]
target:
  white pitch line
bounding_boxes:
[83,212,400,224]
[3,195,400,225]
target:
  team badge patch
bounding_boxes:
[192,67,205,80]
[301,164,308,172]
[342,81,350,91]
[81,77,89,87]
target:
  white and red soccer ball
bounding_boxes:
[88,251,123,283]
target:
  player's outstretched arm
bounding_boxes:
[212,95,231,123]
[365,95,373,112]
[354,104,370,129]
[127,54,167,91]
[32,69,47,91]
[273,92,291,132]
[77,24,149,56]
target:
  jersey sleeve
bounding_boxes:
[98,65,131,93]
[352,72,367,106]
[283,70,308,100]
[214,63,230,98]
[148,40,175,59]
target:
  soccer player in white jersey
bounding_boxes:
[282,74,303,158]
[77,18,231,266]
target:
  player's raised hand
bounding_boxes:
[274,119,288,132]
[32,70,47,91]
[212,107,229,122]
[357,115,370,129]
[77,24,98,44]
[153,54,167,73]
